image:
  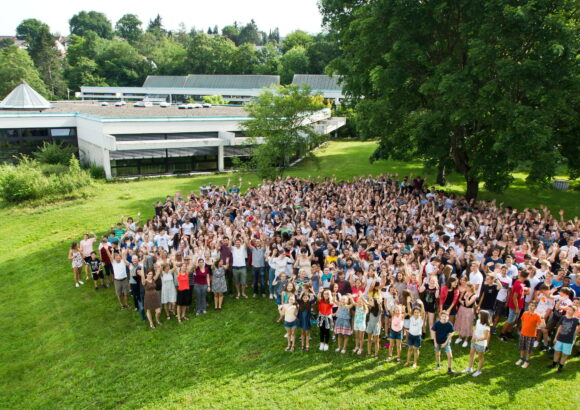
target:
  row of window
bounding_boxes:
[110,155,218,177]
[0,128,77,162]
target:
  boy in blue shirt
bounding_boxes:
[432,311,457,375]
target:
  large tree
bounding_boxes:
[279,46,310,84]
[243,85,324,178]
[321,0,579,200]
[281,30,313,54]
[0,46,48,98]
[307,33,339,74]
[96,40,151,86]
[147,14,166,39]
[230,43,259,74]
[221,24,240,45]
[185,34,236,74]
[254,42,281,75]
[238,20,261,45]
[69,11,113,39]
[115,14,142,43]
[16,19,66,97]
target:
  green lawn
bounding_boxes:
[0,141,578,409]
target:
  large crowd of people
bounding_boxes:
[68,174,579,375]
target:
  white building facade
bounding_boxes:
[0,107,345,178]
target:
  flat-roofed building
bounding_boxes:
[0,94,345,178]
[291,74,344,104]
[80,74,281,104]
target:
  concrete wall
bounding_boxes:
[78,139,111,178]
[0,113,76,128]
[101,117,245,135]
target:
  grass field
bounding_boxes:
[0,141,578,409]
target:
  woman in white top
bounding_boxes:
[404,306,424,368]
[463,311,491,377]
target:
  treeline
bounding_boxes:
[0,11,339,99]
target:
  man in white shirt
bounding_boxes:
[492,265,513,332]
[110,250,130,309]
[154,230,170,253]
[181,218,194,236]
[504,256,518,279]
[425,257,441,276]
[468,262,484,297]
[232,236,248,299]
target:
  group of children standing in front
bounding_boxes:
[277,273,579,377]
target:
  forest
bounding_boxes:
[0,11,338,98]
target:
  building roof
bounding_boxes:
[142,74,279,90]
[292,74,342,91]
[183,75,280,89]
[0,82,52,110]
[1,101,247,118]
[142,76,187,88]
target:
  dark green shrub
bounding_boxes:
[33,141,78,165]
[0,155,93,203]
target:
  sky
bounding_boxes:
[0,0,324,37]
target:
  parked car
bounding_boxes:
[114,102,124,107]
[159,102,170,108]
[193,103,203,108]
[100,102,109,106]
[186,103,195,109]
[134,101,152,107]
[202,103,212,108]
[177,104,187,109]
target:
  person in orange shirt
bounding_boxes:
[515,301,544,368]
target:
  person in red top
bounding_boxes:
[99,237,113,287]
[193,258,212,315]
[515,301,544,368]
[176,266,192,323]
[317,289,334,351]
[500,270,529,341]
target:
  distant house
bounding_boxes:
[0,36,27,49]
[0,35,68,56]
[54,36,69,57]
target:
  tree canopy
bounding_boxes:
[243,85,325,178]
[69,11,113,39]
[0,46,48,98]
[3,13,340,98]
[321,0,579,199]
[16,19,65,98]
[115,14,142,43]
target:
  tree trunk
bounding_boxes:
[465,178,479,202]
[436,163,446,186]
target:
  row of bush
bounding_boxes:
[0,155,93,203]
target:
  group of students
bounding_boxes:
[66,174,579,374]
[277,268,579,375]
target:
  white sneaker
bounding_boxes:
[533,341,539,348]
[284,334,288,338]
[462,341,468,348]
[79,280,85,285]
[335,347,341,352]
[455,338,463,344]
[472,370,482,377]
[319,344,324,351]
[462,368,473,374]
[75,282,80,288]
[324,344,329,351]
[341,349,346,354]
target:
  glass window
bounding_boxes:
[50,129,71,137]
